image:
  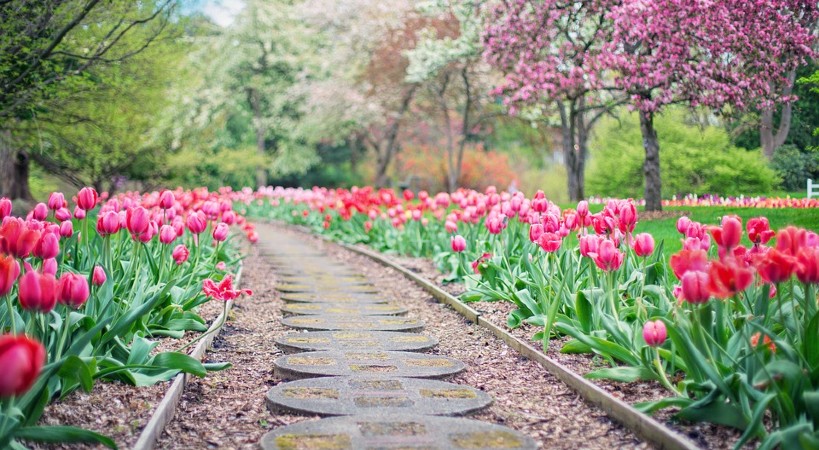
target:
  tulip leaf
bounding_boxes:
[57,356,95,394]
[575,291,593,334]
[634,397,692,414]
[150,352,207,377]
[15,425,116,449]
[585,366,656,382]
[678,397,747,430]
[560,339,592,354]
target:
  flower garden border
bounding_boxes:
[282,224,702,450]
[132,264,243,450]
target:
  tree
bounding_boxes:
[0,0,177,200]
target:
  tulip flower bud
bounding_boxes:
[73,206,86,219]
[159,190,175,209]
[212,222,229,242]
[529,223,544,243]
[54,208,71,222]
[47,192,66,210]
[186,212,207,235]
[633,233,655,257]
[126,207,150,236]
[76,187,98,211]
[18,270,58,312]
[681,271,710,304]
[92,266,107,286]
[576,200,589,217]
[451,235,466,253]
[42,258,57,276]
[642,320,667,347]
[221,210,236,226]
[96,211,121,236]
[159,225,177,245]
[0,334,46,398]
[34,232,59,260]
[0,198,12,219]
[676,216,692,235]
[31,203,48,221]
[59,221,73,238]
[57,272,90,308]
[0,254,20,296]
[172,244,190,265]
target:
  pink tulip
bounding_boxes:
[0,198,12,219]
[221,210,236,225]
[59,221,73,238]
[591,239,624,271]
[537,232,561,253]
[0,334,46,398]
[96,211,121,236]
[31,203,48,221]
[681,271,710,304]
[159,225,176,244]
[445,220,458,233]
[73,206,86,219]
[76,187,98,211]
[577,200,589,218]
[642,320,667,347]
[18,270,57,313]
[42,258,57,276]
[676,216,692,235]
[56,272,89,308]
[451,235,466,253]
[172,244,189,265]
[47,192,66,210]
[33,233,59,260]
[159,190,175,209]
[55,208,71,222]
[126,207,150,235]
[529,223,544,243]
[633,233,655,257]
[212,222,229,242]
[618,201,637,233]
[92,266,106,286]
[186,212,207,234]
[579,234,601,258]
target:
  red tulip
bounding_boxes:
[212,222,229,242]
[451,235,466,253]
[247,231,259,243]
[0,254,20,296]
[633,233,655,257]
[707,259,753,299]
[776,226,807,257]
[0,334,45,398]
[681,271,710,304]
[47,192,66,211]
[92,266,107,286]
[709,216,742,251]
[186,212,207,235]
[18,270,57,312]
[669,249,709,280]
[76,187,98,211]
[172,244,189,265]
[795,248,819,284]
[56,272,89,308]
[747,217,774,245]
[642,320,667,347]
[33,232,59,260]
[126,207,150,235]
[0,198,11,219]
[159,190,175,209]
[756,249,795,284]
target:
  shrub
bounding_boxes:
[588,109,778,197]
[770,144,819,191]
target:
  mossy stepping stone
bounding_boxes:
[274,351,466,379]
[281,303,407,316]
[266,376,491,416]
[281,315,424,332]
[259,414,537,450]
[277,276,369,286]
[275,331,438,353]
[276,283,379,294]
[280,292,388,304]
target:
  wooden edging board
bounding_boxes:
[131,264,244,450]
[334,240,701,450]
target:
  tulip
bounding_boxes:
[471,253,491,274]
[669,249,709,280]
[445,220,458,233]
[18,270,58,312]
[537,232,561,253]
[0,254,20,296]
[642,320,667,347]
[54,208,71,222]
[776,226,807,257]
[33,232,59,260]
[709,216,741,251]
[756,249,795,284]
[0,198,12,219]
[47,192,66,210]
[0,334,46,398]
[59,220,73,238]
[30,203,48,221]
[186,212,207,234]
[591,239,624,271]
[96,211,121,236]
[747,217,774,245]
[56,272,90,308]
[0,220,42,259]
[215,261,227,271]
[529,223,544,243]
[221,210,236,225]
[76,187,98,211]
[42,258,57,276]
[795,248,819,284]
[126,207,150,235]
[212,222,229,242]
[707,260,753,299]
[633,233,655,257]
[579,234,600,258]
[73,206,86,219]
[159,190,175,209]
[202,275,252,301]
[172,244,189,265]
[681,271,710,304]
[247,231,259,243]
[92,266,106,286]
[451,235,466,253]
[618,201,637,233]
[676,216,692,235]
[159,225,177,244]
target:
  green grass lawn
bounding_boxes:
[635,206,819,255]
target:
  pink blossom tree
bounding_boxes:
[485,0,816,210]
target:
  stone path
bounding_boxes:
[259,233,537,450]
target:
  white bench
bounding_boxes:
[809,179,818,199]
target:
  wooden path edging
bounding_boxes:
[132,265,243,450]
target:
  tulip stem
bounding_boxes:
[652,351,682,396]
[4,295,16,335]
[176,300,227,354]
[53,309,71,362]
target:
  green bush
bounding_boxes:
[587,109,778,198]
[770,144,819,191]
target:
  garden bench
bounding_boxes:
[809,179,818,199]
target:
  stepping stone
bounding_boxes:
[275,331,438,353]
[274,351,466,379]
[266,376,492,416]
[259,414,537,450]
[280,315,424,332]
[281,292,388,304]
[282,302,408,316]
[277,276,369,285]
[276,283,379,294]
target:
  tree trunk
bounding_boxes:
[639,110,662,211]
[760,70,796,160]
[247,88,267,189]
[573,114,589,202]
[559,103,585,202]
[0,129,34,202]
[452,68,472,193]
[373,85,417,189]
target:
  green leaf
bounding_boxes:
[634,397,692,414]
[678,398,747,430]
[203,362,232,371]
[150,352,207,377]
[15,425,116,449]
[560,339,592,354]
[585,366,657,382]
[57,356,95,393]
[575,291,593,334]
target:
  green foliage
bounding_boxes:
[770,145,819,191]
[588,109,778,197]
[166,146,269,190]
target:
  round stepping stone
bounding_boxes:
[276,283,378,294]
[277,276,369,286]
[281,315,424,332]
[259,414,537,450]
[282,303,407,316]
[275,331,438,353]
[266,376,492,416]
[274,351,465,379]
[281,292,388,304]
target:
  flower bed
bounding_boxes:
[0,187,254,448]
[244,186,819,450]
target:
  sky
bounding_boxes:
[190,0,245,27]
